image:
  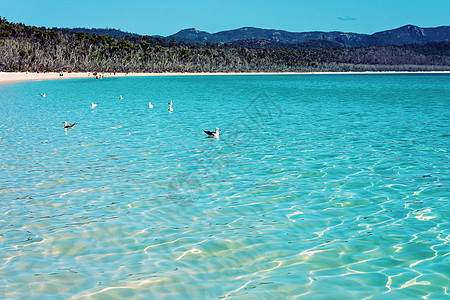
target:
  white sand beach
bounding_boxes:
[0,71,449,84]
[0,71,268,84]
[0,72,91,84]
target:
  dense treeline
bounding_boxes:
[1,17,449,73]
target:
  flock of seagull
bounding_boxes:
[43,93,219,138]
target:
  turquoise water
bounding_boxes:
[0,74,449,299]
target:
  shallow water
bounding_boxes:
[0,74,449,299]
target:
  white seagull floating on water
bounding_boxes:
[62,121,76,129]
[91,102,98,109]
[119,95,123,100]
[40,93,46,97]
[148,102,154,108]
[204,128,220,138]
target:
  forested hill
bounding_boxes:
[67,28,140,38]
[1,17,449,73]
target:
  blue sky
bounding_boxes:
[1,0,449,36]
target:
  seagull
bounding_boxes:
[91,102,98,109]
[204,127,220,138]
[148,102,154,108]
[168,104,173,112]
[40,93,46,97]
[62,121,76,129]
[119,95,123,100]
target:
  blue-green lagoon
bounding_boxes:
[0,74,449,299]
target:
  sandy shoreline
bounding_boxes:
[0,71,449,84]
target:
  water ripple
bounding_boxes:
[0,74,449,298]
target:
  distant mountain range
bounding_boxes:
[167,25,450,47]
[67,25,450,48]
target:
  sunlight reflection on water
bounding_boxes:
[0,74,449,299]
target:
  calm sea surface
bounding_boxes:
[0,74,449,299]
